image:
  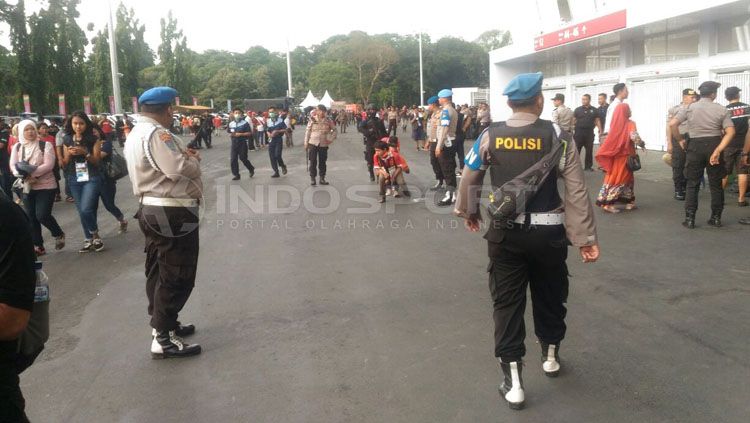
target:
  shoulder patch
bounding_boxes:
[158,131,178,152]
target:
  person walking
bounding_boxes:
[667,89,697,200]
[602,83,628,145]
[304,105,337,186]
[99,132,128,234]
[572,94,602,171]
[61,112,105,253]
[227,108,255,181]
[9,120,66,256]
[123,86,202,359]
[455,72,599,410]
[670,81,736,228]
[595,103,645,213]
[266,106,288,178]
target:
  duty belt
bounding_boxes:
[513,213,565,225]
[141,196,199,208]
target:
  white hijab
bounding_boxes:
[17,119,41,160]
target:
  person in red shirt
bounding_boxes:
[373,140,410,202]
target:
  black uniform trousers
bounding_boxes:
[308,145,329,178]
[388,120,398,136]
[230,138,255,177]
[138,205,199,332]
[573,128,595,170]
[438,145,457,190]
[487,224,569,362]
[453,135,466,171]
[429,142,444,182]
[364,142,375,178]
[685,136,726,215]
[671,134,688,194]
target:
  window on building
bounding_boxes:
[535,50,566,78]
[575,34,620,73]
[716,15,750,54]
[557,0,573,23]
[632,16,700,65]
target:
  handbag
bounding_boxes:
[102,146,128,180]
[626,154,641,172]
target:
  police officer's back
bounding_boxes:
[670,81,735,228]
[455,72,599,410]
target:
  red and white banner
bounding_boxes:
[22,94,31,113]
[534,10,627,51]
[175,96,181,106]
[132,97,138,113]
[83,96,92,115]
[58,94,66,116]
[192,96,198,106]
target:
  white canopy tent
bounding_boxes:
[299,90,320,108]
[319,91,334,108]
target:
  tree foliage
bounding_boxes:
[0,2,508,113]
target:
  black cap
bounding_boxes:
[698,81,721,95]
[725,86,741,98]
[552,93,565,102]
[682,88,696,96]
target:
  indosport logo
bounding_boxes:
[139,173,205,238]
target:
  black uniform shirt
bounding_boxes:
[0,193,36,391]
[574,105,598,130]
[726,101,749,148]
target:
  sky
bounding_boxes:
[0,0,516,55]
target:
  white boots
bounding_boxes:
[498,360,525,410]
[498,343,562,410]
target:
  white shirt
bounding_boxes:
[603,98,622,134]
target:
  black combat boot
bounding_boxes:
[707,212,722,228]
[311,177,317,186]
[498,360,525,410]
[319,177,329,185]
[151,330,201,359]
[682,211,696,229]
[151,322,196,338]
[541,342,561,377]
[674,191,685,201]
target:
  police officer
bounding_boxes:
[426,96,444,190]
[455,73,600,410]
[670,81,735,228]
[435,89,458,206]
[572,94,601,171]
[551,93,573,133]
[666,89,697,200]
[358,105,386,181]
[123,87,202,359]
[227,107,256,181]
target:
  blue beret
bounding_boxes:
[503,73,544,101]
[438,89,453,98]
[427,96,439,105]
[139,86,178,105]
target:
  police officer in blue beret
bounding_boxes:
[455,73,600,410]
[123,86,203,359]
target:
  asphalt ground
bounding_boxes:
[19,124,750,422]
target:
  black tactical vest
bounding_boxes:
[487,119,563,216]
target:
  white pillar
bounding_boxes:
[107,0,122,114]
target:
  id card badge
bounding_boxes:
[75,161,90,182]
[445,136,454,148]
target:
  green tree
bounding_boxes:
[115,3,155,105]
[1,0,33,112]
[158,11,193,99]
[47,0,88,112]
[90,30,111,113]
[327,31,398,105]
[308,61,356,101]
[474,29,512,52]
